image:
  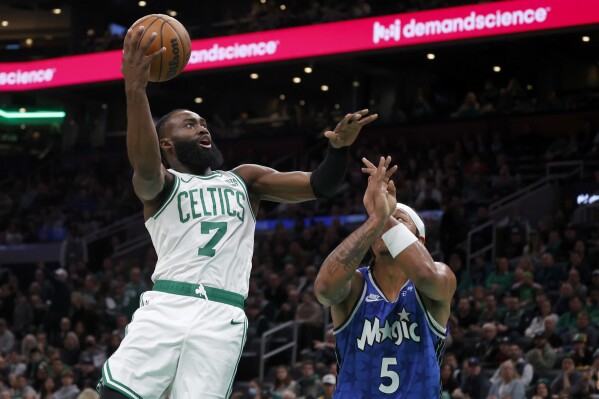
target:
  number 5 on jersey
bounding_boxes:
[198,221,227,257]
[380,357,400,394]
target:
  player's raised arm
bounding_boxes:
[362,157,456,304]
[233,109,378,203]
[314,157,392,306]
[121,26,170,203]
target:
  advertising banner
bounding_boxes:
[1,0,598,91]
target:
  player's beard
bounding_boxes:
[173,138,224,175]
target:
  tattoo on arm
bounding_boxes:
[324,220,381,279]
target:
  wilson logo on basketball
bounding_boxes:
[166,38,180,80]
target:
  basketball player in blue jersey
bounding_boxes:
[98,27,378,399]
[315,156,456,398]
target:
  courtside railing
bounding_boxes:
[259,321,299,382]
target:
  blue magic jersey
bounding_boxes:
[334,267,447,398]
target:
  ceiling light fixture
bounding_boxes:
[292,77,301,84]
[194,97,203,104]
[52,8,62,15]
[493,66,501,73]
[427,53,435,60]
[250,73,259,79]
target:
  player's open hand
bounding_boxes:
[121,26,166,89]
[362,156,398,212]
[324,109,378,148]
[363,157,392,222]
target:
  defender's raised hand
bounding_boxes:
[362,156,398,212]
[121,26,166,89]
[363,157,393,221]
[324,109,378,148]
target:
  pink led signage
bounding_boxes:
[1,0,598,91]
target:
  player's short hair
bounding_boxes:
[155,109,187,138]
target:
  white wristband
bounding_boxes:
[382,223,418,258]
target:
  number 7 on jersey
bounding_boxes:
[197,221,227,257]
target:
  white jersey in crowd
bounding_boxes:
[145,168,256,298]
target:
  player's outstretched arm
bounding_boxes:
[233,110,378,203]
[361,156,456,303]
[314,157,391,306]
[122,26,170,203]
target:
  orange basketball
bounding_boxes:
[130,14,192,82]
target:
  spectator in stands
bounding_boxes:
[295,291,323,350]
[317,374,335,399]
[39,376,56,399]
[275,288,299,323]
[312,329,336,366]
[543,315,563,350]
[526,331,557,372]
[415,178,442,210]
[75,354,101,391]
[586,286,599,325]
[265,273,287,308]
[452,356,490,399]
[247,378,266,399]
[487,359,526,399]
[524,298,556,338]
[567,252,591,290]
[558,296,584,331]
[566,311,598,349]
[452,297,479,333]
[61,332,80,367]
[53,370,80,399]
[0,319,15,355]
[78,336,105,371]
[491,343,533,387]
[452,92,481,119]
[473,323,500,367]
[12,294,33,338]
[591,270,599,292]
[510,271,542,309]
[553,283,575,316]
[50,318,71,349]
[498,296,525,338]
[77,388,100,399]
[569,333,593,369]
[485,257,514,296]
[12,374,35,398]
[535,252,565,293]
[440,363,458,399]
[478,294,504,327]
[550,356,581,397]
[47,269,72,335]
[7,349,25,376]
[294,360,323,399]
[447,254,470,297]
[503,227,527,259]
[545,230,564,260]
[523,230,546,261]
[271,365,297,396]
[531,380,550,399]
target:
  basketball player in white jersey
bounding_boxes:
[98,26,378,399]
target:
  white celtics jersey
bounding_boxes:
[145,169,256,298]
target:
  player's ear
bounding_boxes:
[160,137,172,152]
